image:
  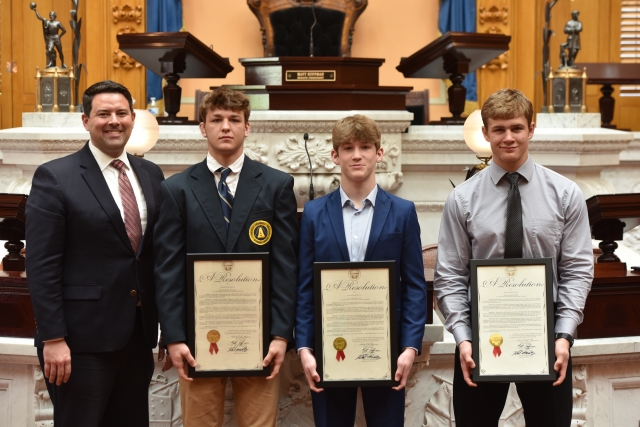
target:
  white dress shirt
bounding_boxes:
[89,142,148,235]
[339,185,377,262]
[434,156,593,346]
[206,152,244,196]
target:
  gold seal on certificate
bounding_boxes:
[489,333,503,357]
[334,337,347,361]
[207,330,220,355]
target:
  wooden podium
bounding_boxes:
[224,57,412,110]
[117,32,234,125]
[397,32,511,124]
[577,193,640,338]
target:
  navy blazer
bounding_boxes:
[295,186,427,353]
[26,142,165,352]
[154,156,299,345]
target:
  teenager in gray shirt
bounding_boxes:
[434,88,593,427]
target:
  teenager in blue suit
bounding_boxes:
[295,114,427,426]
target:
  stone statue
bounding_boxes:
[560,10,582,68]
[30,2,67,69]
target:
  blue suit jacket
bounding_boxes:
[295,186,427,353]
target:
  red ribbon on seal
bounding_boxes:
[210,343,219,355]
[336,350,345,361]
[493,346,502,357]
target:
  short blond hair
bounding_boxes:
[481,88,533,128]
[199,87,251,123]
[331,115,381,151]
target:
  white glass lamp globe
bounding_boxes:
[126,109,159,157]
[462,110,492,158]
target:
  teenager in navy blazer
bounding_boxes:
[295,115,427,427]
[26,81,165,426]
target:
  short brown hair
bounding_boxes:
[331,114,381,151]
[83,80,133,117]
[481,88,533,128]
[199,87,251,123]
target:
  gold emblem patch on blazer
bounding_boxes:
[249,220,272,245]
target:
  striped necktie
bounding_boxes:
[504,172,523,259]
[110,159,143,253]
[217,167,234,229]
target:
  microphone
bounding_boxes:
[309,0,317,57]
[303,133,315,200]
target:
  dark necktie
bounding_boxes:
[504,172,523,259]
[217,167,234,229]
[110,160,143,253]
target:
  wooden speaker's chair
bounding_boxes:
[247,0,368,57]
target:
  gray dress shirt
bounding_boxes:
[434,156,593,346]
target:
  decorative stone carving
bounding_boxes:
[276,136,334,171]
[244,139,269,164]
[293,174,341,205]
[276,351,314,425]
[415,202,446,213]
[112,4,143,24]
[375,172,403,192]
[148,373,182,427]
[377,139,400,170]
[623,226,640,255]
[424,374,454,426]
[479,5,509,25]
[7,178,33,195]
[34,366,54,426]
[250,121,411,134]
[572,365,587,426]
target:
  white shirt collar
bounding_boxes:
[339,184,378,208]
[88,141,131,172]
[206,152,245,174]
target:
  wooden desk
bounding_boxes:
[577,270,640,339]
[574,62,640,129]
[0,270,33,338]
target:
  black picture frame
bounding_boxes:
[314,261,399,388]
[470,257,555,383]
[187,252,270,378]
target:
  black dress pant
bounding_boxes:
[453,346,573,427]
[37,308,155,427]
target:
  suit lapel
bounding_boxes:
[190,160,229,245]
[327,190,350,261]
[226,156,261,252]
[128,154,155,255]
[365,187,390,260]
[78,143,133,254]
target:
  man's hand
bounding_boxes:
[167,342,196,382]
[263,338,287,380]
[43,339,72,386]
[458,341,477,387]
[392,348,416,390]
[553,338,571,386]
[299,349,323,392]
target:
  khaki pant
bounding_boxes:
[179,372,280,427]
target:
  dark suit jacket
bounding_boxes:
[154,156,299,345]
[295,187,427,353]
[26,142,165,352]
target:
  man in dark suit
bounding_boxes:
[295,114,427,427]
[26,80,165,426]
[154,87,298,426]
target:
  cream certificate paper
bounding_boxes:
[193,259,263,372]
[477,264,550,377]
[320,267,392,382]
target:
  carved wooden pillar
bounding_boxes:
[85,0,145,108]
[476,1,511,104]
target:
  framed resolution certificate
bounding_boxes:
[470,258,555,383]
[314,261,399,388]
[186,253,270,378]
